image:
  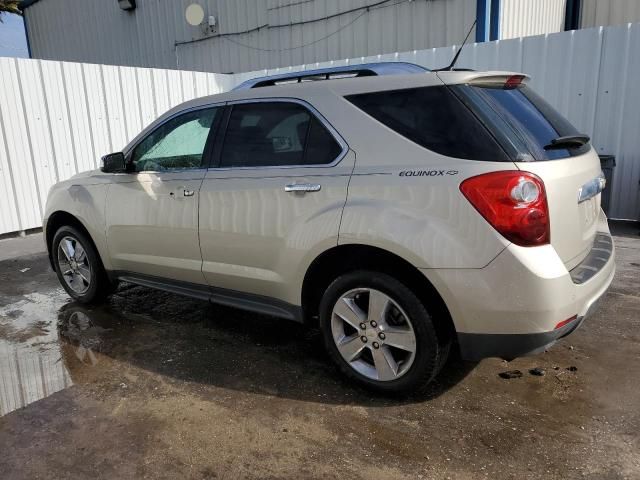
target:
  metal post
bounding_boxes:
[476,0,491,42]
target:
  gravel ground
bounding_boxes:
[0,225,638,479]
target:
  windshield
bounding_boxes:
[452,84,591,161]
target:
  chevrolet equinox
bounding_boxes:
[44,63,615,393]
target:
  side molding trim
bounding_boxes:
[111,271,304,323]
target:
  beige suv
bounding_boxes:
[44,63,615,393]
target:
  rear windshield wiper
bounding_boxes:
[544,134,590,150]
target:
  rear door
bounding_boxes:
[452,82,603,268]
[198,99,353,305]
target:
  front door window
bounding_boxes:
[131,108,220,172]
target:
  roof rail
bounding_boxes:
[232,62,429,91]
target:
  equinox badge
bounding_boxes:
[399,170,459,177]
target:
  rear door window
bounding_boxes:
[220,102,342,168]
[345,86,510,162]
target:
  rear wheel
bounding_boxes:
[320,270,447,394]
[52,225,111,304]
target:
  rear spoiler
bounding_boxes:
[437,71,531,88]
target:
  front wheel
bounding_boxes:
[319,271,447,394]
[52,225,111,304]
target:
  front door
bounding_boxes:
[106,106,222,285]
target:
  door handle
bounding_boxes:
[284,183,321,193]
[183,189,195,197]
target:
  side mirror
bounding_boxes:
[100,152,126,173]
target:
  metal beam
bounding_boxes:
[490,0,500,40]
[476,0,491,42]
[565,0,582,31]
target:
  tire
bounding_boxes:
[52,225,112,304]
[319,270,447,394]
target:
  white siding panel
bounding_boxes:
[500,0,566,40]
[0,59,231,235]
[102,66,129,152]
[17,60,57,219]
[39,61,76,182]
[0,58,42,230]
[581,0,640,29]
[181,71,197,102]
[83,64,112,165]
[136,68,158,131]
[607,23,640,220]
[62,62,96,173]
[120,67,145,141]
[565,28,602,136]
[166,69,185,110]
[194,71,211,98]
[520,33,550,95]
[0,105,20,234]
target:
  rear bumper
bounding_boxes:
[422,215,615,361]
[456,248,613,360]
[457,315,585,361]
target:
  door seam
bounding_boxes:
[337,149,357,247]
[196,175,207,285]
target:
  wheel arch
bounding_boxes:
[301,243,456,342]
[46,211,105,272]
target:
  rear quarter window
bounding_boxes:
[345,86,510,162]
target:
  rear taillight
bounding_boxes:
[460,171,550,247]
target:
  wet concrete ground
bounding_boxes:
[0,226,639,479]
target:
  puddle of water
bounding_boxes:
[0,289,72,416]
[0,285,150,416]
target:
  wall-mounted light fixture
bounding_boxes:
[118,0,136,11]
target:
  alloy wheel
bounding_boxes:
[330,288,417,381]
[57,235,92,294]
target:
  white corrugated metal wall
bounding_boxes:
[24,0,477,74]
[581,0,640,29]
[0,57,233,235]
[0,23,638,237]
[499,0,567,40]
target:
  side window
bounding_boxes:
[131,107,219,172]
[346,87,509,162]
[220,102,342,168]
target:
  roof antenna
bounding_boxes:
[436,19,477,71]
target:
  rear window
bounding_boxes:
[345,86,510,162]
[451,84,591,161]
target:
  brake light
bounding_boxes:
[460,171,550,247]
[504,75,525,89]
